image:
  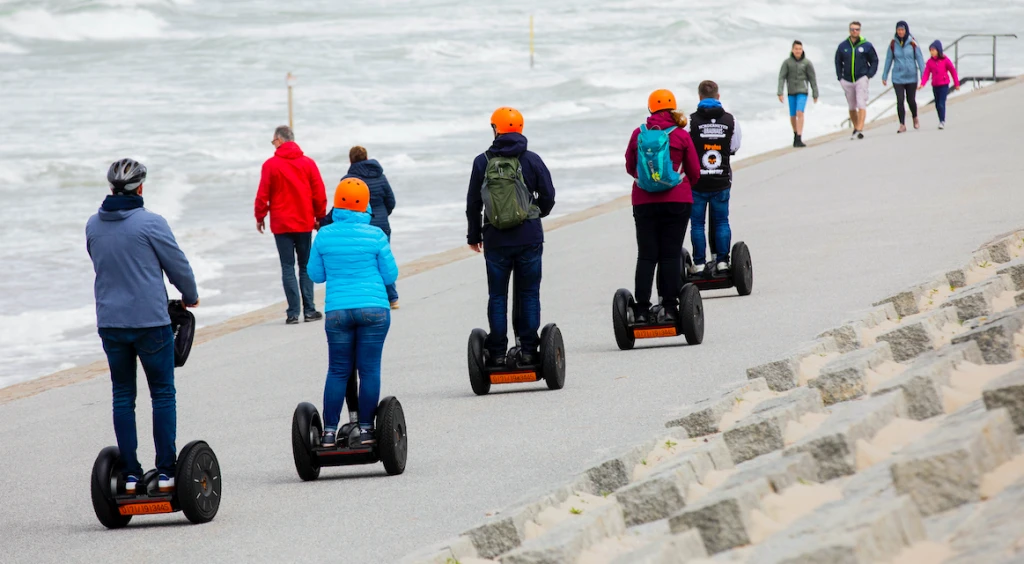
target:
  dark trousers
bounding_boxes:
[633,203,691,311]
[274,232,315,318]
[893,83,919,124]
[99,325,176,477]
[933,85,950,122]
[484,243,543,357]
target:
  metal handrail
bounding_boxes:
[839,32,1017,128]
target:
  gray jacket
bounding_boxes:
[778,54,819,98]
[86,204,198,328]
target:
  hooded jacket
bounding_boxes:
[466,133,556,248]
[342,159,396,234]
[86,196,198,328]
[307,208,399,312]
[835,36,879,82]
[778,52,819,98]
[882,21,925,85]
[922,41,960,88]
[625,110,701,206]
[254,141,327,234]
[689,99,741,193]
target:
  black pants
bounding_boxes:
[893,83,918,124]
[633,203,691,311]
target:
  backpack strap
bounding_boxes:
[484,151,495,160]
[665,126,678,134]
[639,124,648,134]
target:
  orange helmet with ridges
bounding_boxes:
[490,107,524,134]
[334,178,370,213]
[648,89,677,113]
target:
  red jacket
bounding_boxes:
[255,142,327,234]
[625,111,701,206]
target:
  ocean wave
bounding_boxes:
[0,41,27,54]
[0,7,170,41]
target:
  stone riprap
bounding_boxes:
[996,257,1024,290]
[403,230,1024,564]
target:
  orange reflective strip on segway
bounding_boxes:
[633,326,678,339]
[117,501,173,515]
[490,371,538,384]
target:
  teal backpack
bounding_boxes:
[636,125,681,192]
[481,152,540,230]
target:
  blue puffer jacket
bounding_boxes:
[343,159,395,234]
[308,208,399,312]
[882,23,925,84]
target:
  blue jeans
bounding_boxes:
[274,232,316,318]
[932,85,949,122]
[99,325,176,477]
[323,308,390,430]
[483,243,543,357]
[690,189,731,265]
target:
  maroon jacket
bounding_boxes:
[625,111,701,206]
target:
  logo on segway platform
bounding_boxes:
[490,371,538,384]
[118,501,173,515]
[634,326,678,339]
[702,149,723,170]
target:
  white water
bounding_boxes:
[1,0,1021,388]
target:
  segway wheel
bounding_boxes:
[467,328,491,396]
[612,289,635,351]
[291,402,322,481]
[681,248,694,284]
[90,446,132,529]
[176,440,222,524]
[731,242,753,296]
[540,323,566,390]
[679,283,705,345]
[375,397,408,475]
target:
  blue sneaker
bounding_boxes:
[158,474,175,493]
[322,430,337,447]
[124,475,140,495]
[358,427,376,446]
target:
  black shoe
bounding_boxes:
[486,354,507,369]
[857,131,865,140]
[658,307,678,324]
[518,351,538,366]
[304,311,323,322]
[358,428,376,446]
[794,135,806,147]
[322,430,337,447]
[286,316,299,325]
[633,305,650,325]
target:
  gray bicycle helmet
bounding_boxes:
[107,158,147,193]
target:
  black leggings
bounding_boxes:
[893,83,918,124]
[633,203,691,311]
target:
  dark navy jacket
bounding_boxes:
[342,159,395,234]
[466,133,556,248]
[835,36,879,82]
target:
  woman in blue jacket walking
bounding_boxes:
[308,178,399,447]
[344,146,399,308]
[882,20,926,133]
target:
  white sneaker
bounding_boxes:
[158,474,175,493]
[688,263,705,275]
[938,122,945,130]
[716,261,729,273]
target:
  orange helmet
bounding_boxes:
[648,89,677,113]
[334,178,370,213]
[490,107,524,134]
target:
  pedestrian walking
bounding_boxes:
[835,21,879,139]
[254,125,327,324]
[342,146,399,309]
[882,20,926,133]
[920,40,960,129]
[778,40,818,148]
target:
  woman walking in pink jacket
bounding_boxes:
[919,40,960,129]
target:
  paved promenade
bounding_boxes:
[2,78,1022,563]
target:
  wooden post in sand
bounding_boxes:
[286,72,296,130]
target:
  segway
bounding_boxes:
[90,440,221,528]
[681,241,753,296]
[612,283,704,351]
[291,393,407,481]
[467,278,566,395]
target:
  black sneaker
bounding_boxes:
[519,351,538,366]
[358,428,376,446]
[304,311,323,322]
[794,135,806,147]
[486,354,507,369]
[633,305,650,325]
[857,131,865,140]
[286,316,299,325]
[659,307,678,324]
[322,430,337,447]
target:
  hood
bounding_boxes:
[488,133,528,157]
[894,20,911,44]
[98,194,144,221]
[930,40,944,58]
[696,98,724,118]
[274,141,304,160]
[97,207,145,222]
[330,207,372,225]
[347,159,383,179]
[645,110,678,130]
